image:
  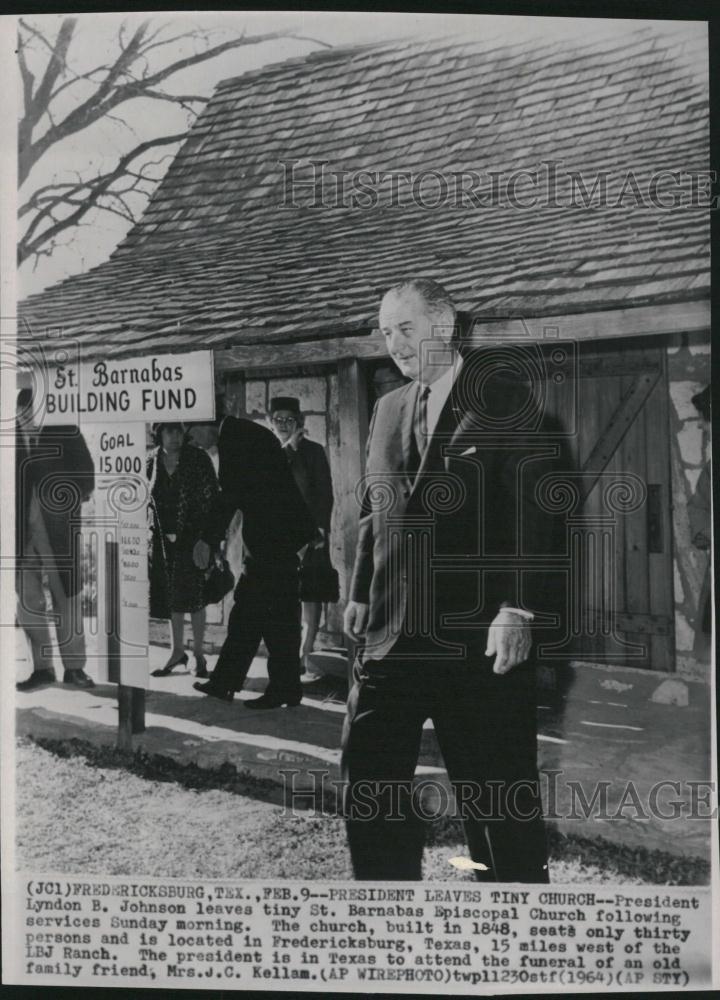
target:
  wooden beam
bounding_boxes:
[213,301,708,372]
[215,333,386,371]
[577,351,661,378]
[579,369,661,503]
[467,299,709,344]
[25,299,707,370]
[584,610,673,636]
[117,688,145,742]
[117,685,133,751]
[131,688,146,734]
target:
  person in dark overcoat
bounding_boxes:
[16,389,95,690]
[193,406,315,708]
[269,396,336,673]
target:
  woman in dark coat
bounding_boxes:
[148,423,219,677]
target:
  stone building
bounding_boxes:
[19,25,711,679]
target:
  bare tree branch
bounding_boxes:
[18,132,187,265]
[18,15,334,267]
[18,17,77,183]
[138,87,208,115]
[19,17,150,185]
[19,24,318,185]
[122,28,302,91]
[26,18,77,115]
[132,26,191,57]
[123,153,176,181]
[18,17,70,60]
[17,33,36,116]
[101,190,137,223]
[287,34,333,49]
[48,63,114,104]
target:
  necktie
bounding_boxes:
[414,385,431,458]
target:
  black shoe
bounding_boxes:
[194,655,209,679]
[63,669,95,689]
[16,669,56,691]
[193,680,233,702]
[151,652,188,677]
[245,691,302,710]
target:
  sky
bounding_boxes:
[14,11,707,299]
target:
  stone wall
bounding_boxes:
[667,334,711,680]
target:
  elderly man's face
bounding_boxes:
[379,288,454,385]
[271,409,298,443]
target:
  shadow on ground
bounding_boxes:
[27,734,711,886]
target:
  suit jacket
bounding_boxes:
[16,425,94,596]
[350,353,570,662]
[285,437,334,534]
[202,415,315,575]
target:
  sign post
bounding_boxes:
[95,424,148,747]
[31,350,215,748]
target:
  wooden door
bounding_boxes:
[546,341,675,671]
[357,344,675,671]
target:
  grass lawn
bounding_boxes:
[15,738,707,885]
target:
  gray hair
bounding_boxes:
[385,277,457,320]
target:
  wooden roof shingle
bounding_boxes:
[19,25,709,359]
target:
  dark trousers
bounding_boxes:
[211,570,302,697]
[341,650,549,882]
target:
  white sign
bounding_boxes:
[83,423,150,689]
[36,349,214,424]
[33,347,217,689]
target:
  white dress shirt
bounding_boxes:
[422,355,462,439]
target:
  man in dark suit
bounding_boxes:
[193,407,315,708]
[268,396,336,671]
[342,277,568,882]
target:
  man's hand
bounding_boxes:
[485,609,532,675]
[344,601,369,638]
[284,427,306,451]
[193,540,211,570]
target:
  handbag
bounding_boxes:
[203,555,234,606]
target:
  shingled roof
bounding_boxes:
[19,24,709,359]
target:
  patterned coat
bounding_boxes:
[148,442,219,616]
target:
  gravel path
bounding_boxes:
[16,739,645,883]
